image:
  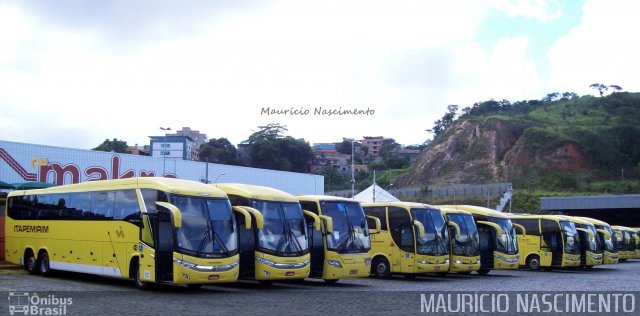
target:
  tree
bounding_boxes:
[243,123,313,173]
[427,104,459,137]
[93,138,128,153]
[590,83,607,97]
[608,85,623,93]
[336,138,355,155]
[199,138,239,165]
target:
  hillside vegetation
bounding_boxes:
[394,92,640,212]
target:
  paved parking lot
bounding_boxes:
[1,260,639,315]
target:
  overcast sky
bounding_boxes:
[1,0,638,150]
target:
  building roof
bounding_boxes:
[540,194,640,211]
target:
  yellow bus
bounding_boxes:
[5,178,241,289]
[612,226,638,261]
[438,205,520,274]
[507,214,581,271]
[439,207,481,274]
[297,195,376,283]
[632,228,640,259]
[567,216,603,268]
[575,217,618,264]
[214,183,319,284]
[362,202,450,278]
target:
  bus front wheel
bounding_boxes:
[476,269,490,275]
[25,251,38,275]
[526,255,541,271]
[134,264,152,290]
[372,257,391,279]
[38,252,52,276]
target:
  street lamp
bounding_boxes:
[160,127,171,176]
[214,172,226,184]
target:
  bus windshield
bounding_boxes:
[585,225,601,253]
[321,201,371,254]
[447,213,480,257]
[489,217,518,255]
[411,208,449,256]
[172,196,238,257]
[598,225,615,252]
[252,200,309,256]
[560,221,580,254]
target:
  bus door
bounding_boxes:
[234,209,257,279]
[388,207,415,273]
[307,215,325,277]
[477,225,495,269]
[140,206,175,283]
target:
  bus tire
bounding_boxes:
[25,250,38,275]
[38,252,52,277]
[476,269,490,275]
[372,257,391,279]
[133,263,152,290]
[526,255,541,271]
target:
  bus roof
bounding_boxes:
[436,205,510,219]
[362,201,436,210]
[296,195,360,203]
[7,177,228,199]
[503,213,565,222]
[438,207,473,216]
[214,183,298,202]
[574,216,612,227]
[611,225,636,232]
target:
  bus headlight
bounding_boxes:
[173,258,239,272]
[455,260,464,264]
[256,257,277,267]
[327,260,342,268]
[364,259,372,266]
[417,259,430,265]
[256,257,310,269]
[444,259,449,264]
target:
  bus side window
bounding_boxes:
[141,189,159,213]
[115,189,140,222]
[363,206,387,231]
[92,191,116,219]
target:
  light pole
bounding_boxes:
[160,127,171,176]
[214,172,226,184]
[351,139,355,198]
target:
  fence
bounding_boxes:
[327,182,513,201]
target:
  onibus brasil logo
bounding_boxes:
[8,292,73,315]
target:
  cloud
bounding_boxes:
[491,0,568,21]
[546,0,640,96]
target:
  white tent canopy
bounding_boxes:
[353,183,400,203]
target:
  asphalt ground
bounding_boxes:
[1,260,639,315]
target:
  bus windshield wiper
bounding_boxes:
[211,230,229,255]
[196,229,211,257]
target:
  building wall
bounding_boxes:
[0,140,323,195]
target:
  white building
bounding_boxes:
[0,140,323,195]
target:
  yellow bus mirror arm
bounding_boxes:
[303,210,321,232]
[156,201,181,229]
[448,221,462,239]
[413,220,425,239]
[240,206,264,229]
[232,206,252,229]
[366,215,381,231]
[512,223,527,236]
[576,227,594,239]
[319,215,333,233]
[477,221,503,237]
[596,229,611,240]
